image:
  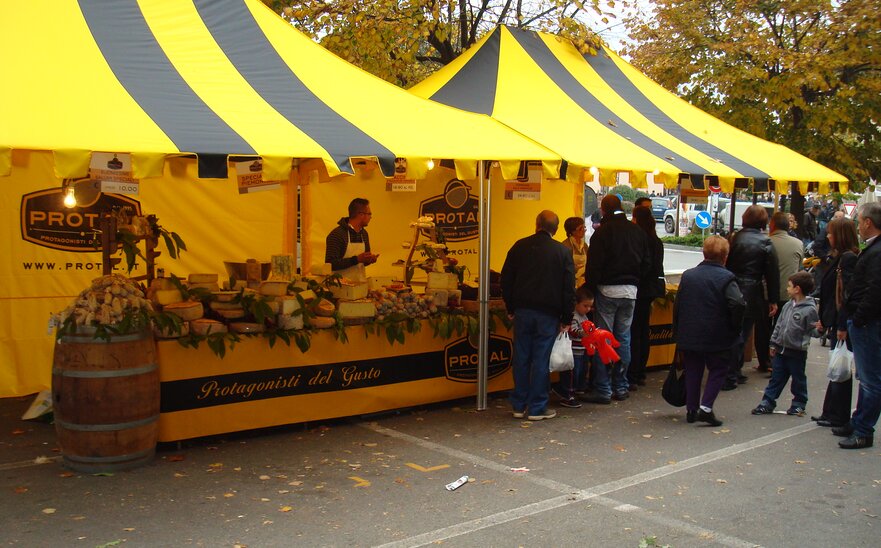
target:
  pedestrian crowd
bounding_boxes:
[501,197,881,451]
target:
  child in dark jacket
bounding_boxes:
[752,271,819,417]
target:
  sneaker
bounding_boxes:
[786,406,806,416]
[751,403,774,415]
[512,409,526,419]
[581,394,612,405]
[612,391,629,401]
[838,435,873,449]
[527,409,557,421]
[558,398,582,409]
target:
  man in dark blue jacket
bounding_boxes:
[501,210,575,421]
[836,202,881,449]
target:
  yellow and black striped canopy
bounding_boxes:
[411,26,847,193]
[0,1,559,181]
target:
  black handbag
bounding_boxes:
[662,358,687,407]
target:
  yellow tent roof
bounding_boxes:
[410,27,847,193]
[0,1,559,181]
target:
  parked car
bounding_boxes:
[716,201,775,234]
[663,197,729,234]
[648,196,672,222]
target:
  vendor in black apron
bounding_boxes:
[325,198,378,281]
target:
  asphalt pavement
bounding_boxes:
[1,336,878,547]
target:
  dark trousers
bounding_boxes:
[762,351,808,408]
[729,290,770,384]
[628,297,653,384]
[819,338,853,425]
[683,349,730,412]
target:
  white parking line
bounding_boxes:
[367,421,817,548]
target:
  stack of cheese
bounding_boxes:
[426,272,461,307]
[258,280,305,331]
[309,297,336,329]
[331,280,376,322]
[188,273,220,292]
[149,276,223,337]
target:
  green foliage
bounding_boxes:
[661,234,705,248]
[624,0,881,188]
[270,1,616,87]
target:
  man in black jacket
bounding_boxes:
[501,210,575,421]
[725,205,780,390]
[836,202,881,449]
[585,195,650,400]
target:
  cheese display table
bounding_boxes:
[155,300,675,442]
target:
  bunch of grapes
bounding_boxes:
[372,291,438,322]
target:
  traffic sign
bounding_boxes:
[695,211,713,229]
[843,202,857,218]
[709,184,721,193]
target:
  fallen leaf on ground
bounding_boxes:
[33,456,50,464]
[42,508,56,514]
[509,467,530,472]
[59,472,75,478]
[208,463,223,468]
[122,528,135,532]
[260,498,270,502]
[795,460,808,464]
[613,445,627,452]
[224,493,235,498]
[279,506,293,512]
[288,481,303,486]
[11,429,25,435]
[167,455,185,462]
[716,479,728,484]
[259,475,271,480]
[14,487,28,494]
[642,434,652,439]
[262,520,273,525]
[174,473,187,478]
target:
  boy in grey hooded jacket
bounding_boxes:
[752,271,819,416]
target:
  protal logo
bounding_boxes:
[21,179,142,252]
[418,179,479,242]
[444,334,512,383]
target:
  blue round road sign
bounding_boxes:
[695,211,712,229]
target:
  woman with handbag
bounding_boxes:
[673,236,745,426]
[628,206,665,388]
[812,217,859,427]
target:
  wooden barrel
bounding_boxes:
[52,329,159,472]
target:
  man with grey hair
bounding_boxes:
[835,202,881,449]
[501,210,575,421]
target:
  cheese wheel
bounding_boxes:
[230,322,265,334]
[313,298,335,317]
[149,278,177,292]
[308,316,336,329]
[189,282,220,292]
[260,280,289,297]
[163,301,203,321]
[262,300,281,314]
[190,319,227,336]
[154,288,184,306]
[212,291,239,303]
[210,301,242,311]
[215,308,245,320]
[188,273,218,284]
[338,299,376,319]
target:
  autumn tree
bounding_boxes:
[623,0,881,190]
[264,1,622,87]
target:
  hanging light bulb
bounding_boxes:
[652,169,660,175]
[63,185,77,208]
[427,159,435,170]
[589,166,599,176]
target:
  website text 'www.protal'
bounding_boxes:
[21,262,137,271]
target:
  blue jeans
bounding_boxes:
[594,293,635,394]
[761,351,808,409]
[510,308,558,415]
[848,319,881,437]
[588,354,612,398]
[555,353,586,400]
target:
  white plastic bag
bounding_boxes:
[827,342,854,383]
[549,333,575,373]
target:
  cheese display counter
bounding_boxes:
[152,296,675,442]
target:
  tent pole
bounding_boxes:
[477,160,489,411]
